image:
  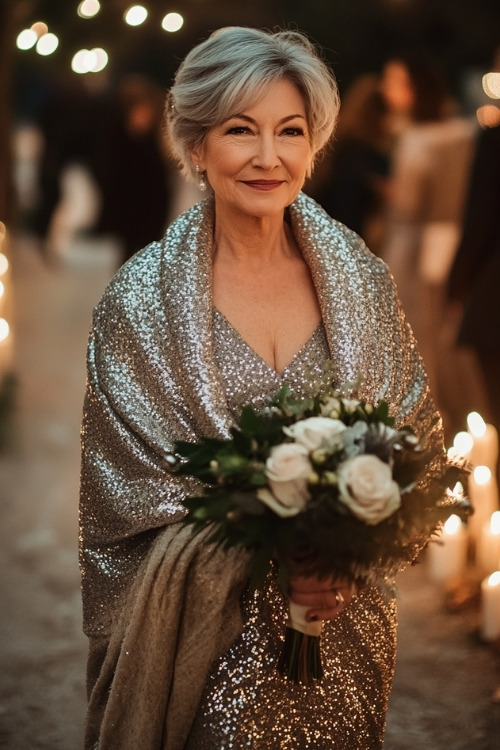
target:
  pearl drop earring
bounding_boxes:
[195,164,207,192]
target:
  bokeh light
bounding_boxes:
[36,33,59,56]
[466,411,487,437]
[452,430,473,457]
[0,254,9,275]
[16,29,37,50]
[443,514,462,535]
[476,105,500,129]
[483,72,500,99]
[91,48,109,72]
[161,12,184,32]
[474,465,492,485]
[124,5,148,26]
[78,0,101,18]
[0,319,10,343]
[31,21,49,37]
[71,48,109,74]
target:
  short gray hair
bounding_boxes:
[166,27,340,181]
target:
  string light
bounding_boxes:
[17,3,184,74]
[31,22,49,38]
[124,5,148,26]
[78,0,101,18]
[161,12,184,32]
[483,72,500,99]
[72,48,109,74]
[16,29,37,50]
[476,105,500,128]
[36,32,59,56]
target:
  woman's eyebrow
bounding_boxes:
[223,113,307,125]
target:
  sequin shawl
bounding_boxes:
[80,192,440,749]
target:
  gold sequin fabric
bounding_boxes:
[80,192,442,746]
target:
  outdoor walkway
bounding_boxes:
[0,232,499,749]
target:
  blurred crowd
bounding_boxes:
[12,48,500,447]
[308,49,500,447]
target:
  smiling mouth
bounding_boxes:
[242,180,284,190]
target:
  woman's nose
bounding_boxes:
[253,135,280,169]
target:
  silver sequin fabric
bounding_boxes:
[80,192,442,747]
[186,311,397,749]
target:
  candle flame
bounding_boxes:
[0,253,8,276]
[444,514,462,535]
[467,411,487,438]
[488,571,500,586]
[491,511,500,535]
[0,318,9,342]
[474,465,491,485]
[452,431,474,456]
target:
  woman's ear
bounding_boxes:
[190,147,205,172]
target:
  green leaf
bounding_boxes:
[238,405,264,435]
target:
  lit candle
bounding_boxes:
[426,514,468,583]
[481,571,500,641]
[478,511,500,575]
[468,465,499,545]
[467,412,499,473]
[450,430,474,461]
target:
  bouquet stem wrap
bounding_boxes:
[277,601,323,684]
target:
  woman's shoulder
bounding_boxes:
[95,199,212,319]
[292,192,390,276]
[94,239,164,319]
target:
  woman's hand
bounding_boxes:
[288,574,356,622]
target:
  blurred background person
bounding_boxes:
[93,73,173,266]
[381,52,482,438]
[448,121,500,446]
[380,50,452,140]
[30,74,103,261]
[311,74,392,256]
[31,72,173,267]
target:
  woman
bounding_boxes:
[80,27,442,749]
[380,52,478,438]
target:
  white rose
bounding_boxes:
[337,454,400,525]
[283,417,346,452]
[262,443,312,515]
[257,485,308,517]
[266,443,312,481]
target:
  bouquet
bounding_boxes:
[173,380,470,683]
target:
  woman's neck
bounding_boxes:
[212,207,297,267]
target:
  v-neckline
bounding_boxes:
[213,308,323,378]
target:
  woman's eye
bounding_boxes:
[282,127,305,136]
[226,126,251,135]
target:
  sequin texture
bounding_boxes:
[187,310,397,748]
[80,192,442,747]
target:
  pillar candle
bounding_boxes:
[478,512,500,575]
[481,571,500,641]
[467,412,499,474]
[468,465,500,545]
[426,514,468,583]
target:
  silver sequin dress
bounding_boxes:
[80,192,442,749]
[186,312,397,748]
